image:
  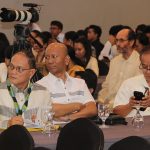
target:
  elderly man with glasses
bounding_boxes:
[113,45,150,117]
[0,50,52,128]
[98,28,141,108]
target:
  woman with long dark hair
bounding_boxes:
[74,38,99,76]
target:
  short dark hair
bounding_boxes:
[41,31,52,44]
[144,25,150,34]
[13,50,36,69]
[65,31,78,42]
[76,29,87,39]
[0,125,34,150]
[88,25,102,38]
[127,29,136,41]
[75,69,97,95]
[135,24,147,34]
[109,25,124,36]
[140,45,150,59]
[51,20,63,30]
[136,33,149,46]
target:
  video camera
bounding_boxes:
[0,3,41,57]
[0,3,39,24]
[0,3,40,39]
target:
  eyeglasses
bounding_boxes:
[8,63,31,73]
[116,38,128,43]
[139,63,150,71]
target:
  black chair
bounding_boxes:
[33,147,51,150]
[108,136,150,150]
[0,125,34,150]
[56,118,104,150]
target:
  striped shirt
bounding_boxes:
[0,82,51,128]
[37,72,95,104]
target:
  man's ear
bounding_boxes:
[29,69,36,79]
[129,40,135,48]
[65,55,70,66]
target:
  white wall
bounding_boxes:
[0,0,150,43]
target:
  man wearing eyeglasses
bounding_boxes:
[50,20,64,43]
[98,28,141,108]
[0,50,51,128]
[113,46,150,117]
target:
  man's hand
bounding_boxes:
[128,96,140,108]
[8,115,24,127]
[52,102,85,117]
[140,95,150,108]
[74,103,85,111]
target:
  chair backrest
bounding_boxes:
[33,147,51,150]
[56,118,104,150]
[108,136,150,150]
[0,125,34,150]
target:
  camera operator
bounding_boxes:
[113,45,150,117]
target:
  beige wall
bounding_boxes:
[0,0,150,43]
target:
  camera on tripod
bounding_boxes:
[0,3,40,39]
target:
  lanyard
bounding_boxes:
[6,79,32,116]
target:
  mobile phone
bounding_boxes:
[133,91,146,111]
[133,91,144,101]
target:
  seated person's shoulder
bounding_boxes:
[110,53,122,62]
[0,81,7,89]
[32,83,49,91]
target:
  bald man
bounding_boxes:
[98,28,141,108]
[37,43,97,122]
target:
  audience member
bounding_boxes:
[144,25,150,42]
[56,118,104,150]
[87,25,104,59]
[63,31,78,47]
[0,32,10,63]
[67,46,84,77]
[135,24,147,34]
[135,33,149,53]
[50,20,64,43]
[75,69,97,97]
[99,25,124,61]
[28,30,41,47]
[98,25,124,75]
[74,38,99,76]
[0,62,7,83]
[0,125,34,150]
[37,43,97,122]
[98,28,141,108]
[0,32,10,83]
[108,136,150,150]
[76,29,87,39]
[113,45,150,117]
[32,32,50,76]
[0,50,51,128]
